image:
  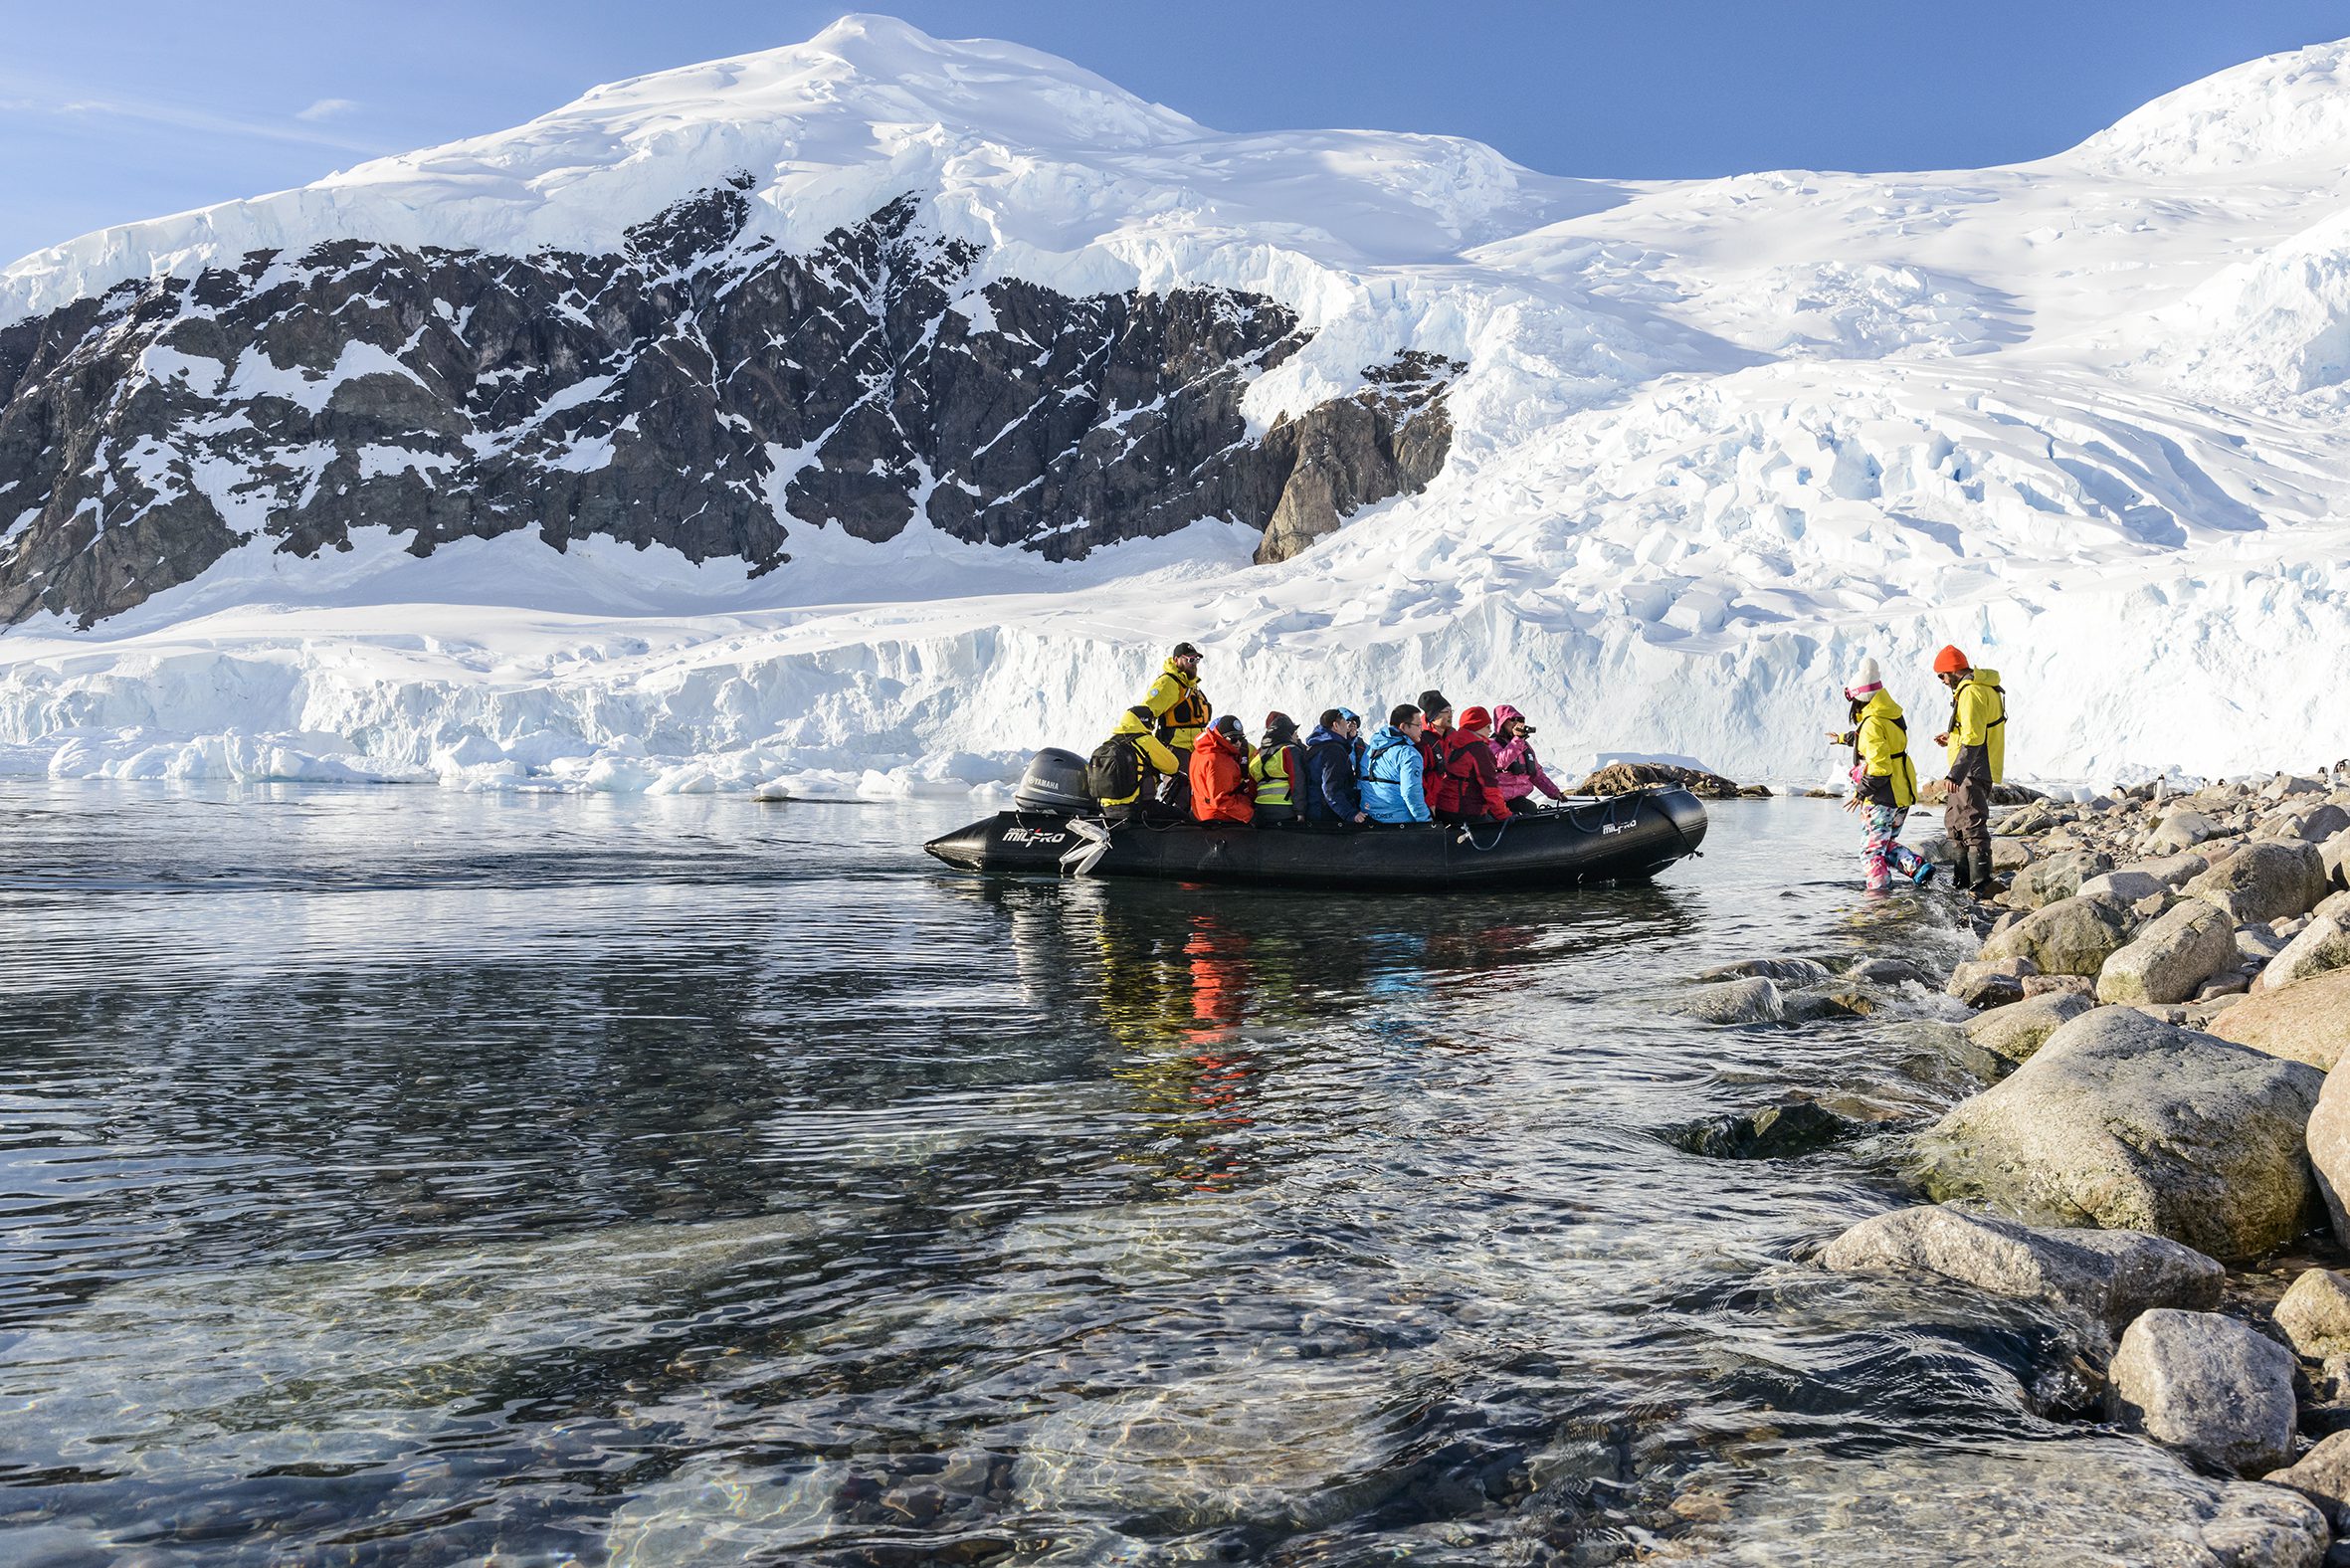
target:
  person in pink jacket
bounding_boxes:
[1489,704,1566,814]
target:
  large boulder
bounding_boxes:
[1946,957,2036,1010]
[2127,852,2213,889]
[2322,830,2349,892]
[1818,1206,2222,1336]
[1980,895,2138,978]
[2107,1308,2298,1475]
[2260,905,2350,991]
[2267,1431,2350,1533]
[1923,1008,2324,1262]
[2303,1054,2350,1244]
[2147,809,2220,854]
[2189,840,2330,924]
[2077,869,2167,904]
[2279,803,2350,844]
[2008,852,2115,910]
[2274,1269,2350,1360]
[2213,969,2350,1072]
[1964,992,2096,1069]
[2095,900,2240,1006]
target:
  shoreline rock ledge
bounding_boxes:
[1919,1007,2324,1263]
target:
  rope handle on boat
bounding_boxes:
[1456,818,1511,851]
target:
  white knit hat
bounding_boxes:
[1845,657,1883,699]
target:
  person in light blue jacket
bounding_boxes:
[1360,705,1433,825]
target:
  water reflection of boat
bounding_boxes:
[926,750,1708,890]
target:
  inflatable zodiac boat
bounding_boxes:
[924,750,1709,890]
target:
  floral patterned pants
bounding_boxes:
[1862,805,1926,891]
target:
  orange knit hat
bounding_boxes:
[1933,645,1971,675]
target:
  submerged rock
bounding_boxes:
[1698,957,1833,986]
[2107,1309,2298,1475]
[1845,956,1927,987]
[1676,1100,1862,1160]
[1669,977,1786,1025]
[1923,1007,2324,1263]
[1817,1205,2222,1336]
[1696,1439,2324,1567]
[1947,957,2037,1010]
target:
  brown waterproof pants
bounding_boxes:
[1946,776,1993,885]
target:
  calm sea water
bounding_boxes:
[0,782,2141,1565]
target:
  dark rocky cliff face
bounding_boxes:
[0,185,1461,627]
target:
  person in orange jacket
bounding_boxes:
[1188,716,1256,826]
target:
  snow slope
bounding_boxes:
[5,17,2350,791]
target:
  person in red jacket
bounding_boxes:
[1444,706,1511,823]
[1416,687,1461,820]
[1188,716,1256,825]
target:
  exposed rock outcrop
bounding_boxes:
[1922,1007,2324,1262]
[0,189,1464,626]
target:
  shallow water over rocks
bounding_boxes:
[0,782,2252,1563]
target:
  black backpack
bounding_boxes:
[1086,734,1140,804]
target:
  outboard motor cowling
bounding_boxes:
[1013,747,1095,813]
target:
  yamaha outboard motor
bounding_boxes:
[1013,747,1094,813]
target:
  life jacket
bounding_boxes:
[1946,669,2008,784]
[1144,661,1212,751]
[1852,690,1918,809]
[1249,742,1297,807]
[1444,730,1508,819]
[1420,728,1459,813]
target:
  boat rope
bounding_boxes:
[1457,817,1512,851]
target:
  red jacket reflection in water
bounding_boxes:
[1183,917,1259,1190]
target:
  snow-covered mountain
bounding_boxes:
[3,15,2348,792]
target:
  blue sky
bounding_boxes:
[4,1,2347,264]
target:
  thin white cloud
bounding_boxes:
[0,71,384,156]
[295,97,359,122]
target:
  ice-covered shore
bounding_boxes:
[7,17,2350,791]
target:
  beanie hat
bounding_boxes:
[1933,645,1971,676]
[1418,688,1453,718]
[1844,657,1883,701]
[1263,709,1296,742]
[1459,704,1492,732]
[1171,641,1202,660]
[1211,715,1245,742]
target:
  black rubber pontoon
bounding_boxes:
[924,750,1708,890]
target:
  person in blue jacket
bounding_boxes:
[1360,705,1432,825]
[1300,708,1368,826]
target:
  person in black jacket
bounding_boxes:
[1300,708,1368,827]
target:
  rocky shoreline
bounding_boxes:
[1672,769,2350,1565]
